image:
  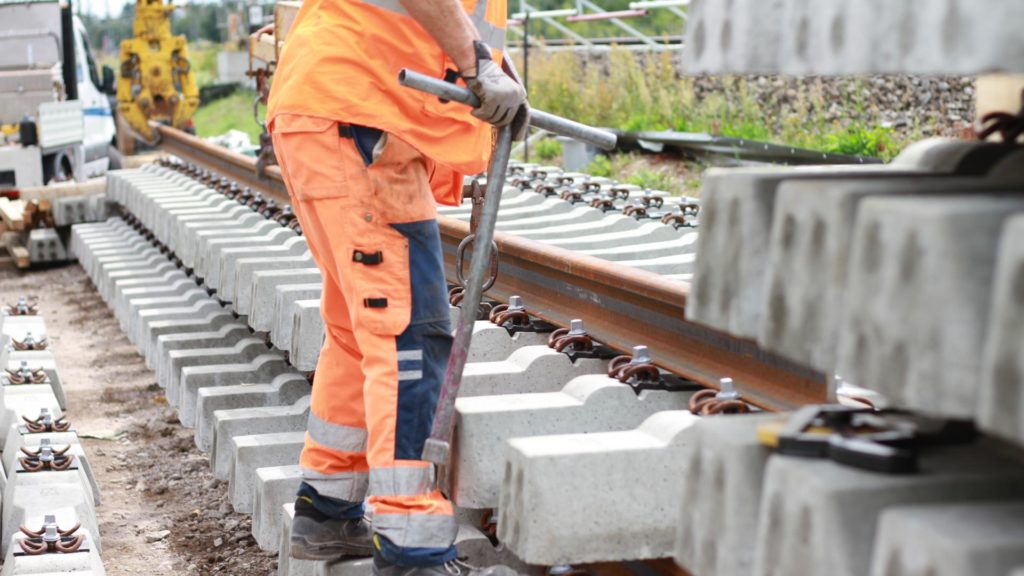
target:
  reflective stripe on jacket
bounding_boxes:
[267,0,507,205]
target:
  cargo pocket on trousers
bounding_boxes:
[273,116,351,201]
[349,233,413,336]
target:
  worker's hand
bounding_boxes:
[463,41,529,140]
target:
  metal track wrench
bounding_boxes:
[396,69,616,471]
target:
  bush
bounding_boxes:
[517,47,907,160]
[534,138,563,161]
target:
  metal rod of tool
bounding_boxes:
[421,125,513,467]
[398,69,617,150]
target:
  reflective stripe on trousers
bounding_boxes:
[358,0,506,49]
[272,114,457,560]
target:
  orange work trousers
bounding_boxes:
[272,113,457,566]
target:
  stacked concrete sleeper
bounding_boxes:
[0,307,106,574]
[74,143,1024,576]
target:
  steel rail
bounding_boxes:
[155,125,827,412]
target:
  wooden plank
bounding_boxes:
[275,1,302,42]
[18,178,106,202]
[249,33,278,66]
[0,197,26,232]
[1,231,28,269]
[977,74,1024,141]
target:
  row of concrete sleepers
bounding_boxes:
[0,303,105,574]
[75,155,1024,576]
[683,138,1024,576]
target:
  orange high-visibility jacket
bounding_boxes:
[267,0,507,206]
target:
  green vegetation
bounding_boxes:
[192,89,263,143]
[533,138,564,161]
[519,49,905,160]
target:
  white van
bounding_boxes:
[0,0,118,190]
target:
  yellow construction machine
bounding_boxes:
[116,0,199,149]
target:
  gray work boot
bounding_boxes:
[372,554,519,576]
[290,497,373,560]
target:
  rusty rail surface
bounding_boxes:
[156,125,827,411]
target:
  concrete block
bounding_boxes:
[278,503,319,576]
[229,431,305,513]
[202,228,300,289]
[163,337,271,406]
[196,375,309,453]
[177,353,293,428]
[452,375,696,508]
[751,443,1024,576]
[1,471,99,556]
[54,195,91,226]
[1,527,105,576]
[228,252,315,309]
[3,430,82,475]
[289,300,324,372]
[459,346,607,397]
[837,196,1024,417]
[674,413,779,576]
[115,278,200,322]
[544,222,692,251]
[211,396,310,480]
[687,165,893,339]
[253,465,304,552]
[1,359,65,409]
[250,274,321,333]
[187,219,281,277]
[132,299,224,349]
[979,216,1024,447]
[154,322,251,378]
[142,311,237,369]
[123,288,210,339]
[0,387,62,445]
[26,229,67,263]
[173,210,271,270]
[466,322,549,363]
[109,270,189,311]
[683,0,1024,75]
[100,262,179,303]
[760,176,1022,372]
[870,501,1024,576]
[271,296,314,354]
[0,316,47,342]
[4,439,100,506]
[498,411,701,565]
[511,214,641,241]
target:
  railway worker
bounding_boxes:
[266,0,528,574]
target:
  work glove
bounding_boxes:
[463,41,530,141]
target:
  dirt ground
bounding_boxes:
[0,260,277,575]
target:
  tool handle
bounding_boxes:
[398,69,617,151]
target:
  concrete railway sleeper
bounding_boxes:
[56,142,1024,576]
[0,300,107,575]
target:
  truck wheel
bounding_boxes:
[43,150,74,184]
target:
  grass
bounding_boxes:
[192,89,263,143]
[517,49,906,161]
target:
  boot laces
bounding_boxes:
[444,558,480,575]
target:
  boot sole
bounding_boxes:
[290,537,374,561]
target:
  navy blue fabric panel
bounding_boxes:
[393,321,451,460]
[375,534,457,567]
[297,482,365,520]
[351,124,383,166]
[390,219,452,461]
[390,220,450,326]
